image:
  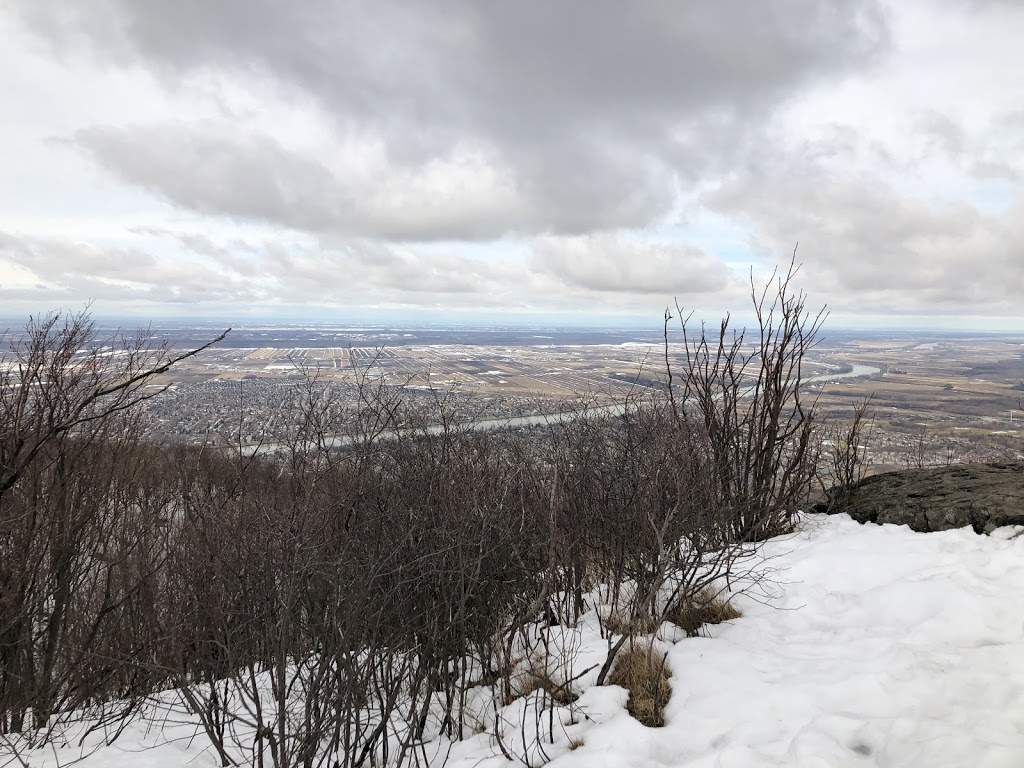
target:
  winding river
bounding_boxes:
[253,363,880,454]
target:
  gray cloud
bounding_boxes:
[70,123,542,241]
[16,1,888,239]
[704,164,1024,315]
[7,1,1023,326]
[0,228,541,310]
[533,234,730,295]
[17,2,888,122]
[0,224,747,317]
[0,231,259,303]
[915,111,966,159]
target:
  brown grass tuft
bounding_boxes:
[608,643,671,728]
[518,670,578,705]
[602,606,659,637]
[514,654,579,705]
[665,588,741,637]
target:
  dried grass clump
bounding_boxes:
[608,643,671,728]
[518,669,578,705]
[602,606,659,637]
[513,654,579,705]
[665,588,741,637]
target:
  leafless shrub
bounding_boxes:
[824,397,874,513]
[516,666,578,707]
[599,605,659,639]
[666,255,825,540]
[902,429,931,469]
[0,310,225,745]
[0,270,833,767]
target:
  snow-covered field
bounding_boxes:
[17,515,1024,768]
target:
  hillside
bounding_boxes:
[22,514,1024,768]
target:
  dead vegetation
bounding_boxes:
[0,261,844,766]
[665,588,743,637]
[608,642,672,728]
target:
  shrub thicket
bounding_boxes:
[0,264,847,766]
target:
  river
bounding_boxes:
[252,363,880,454]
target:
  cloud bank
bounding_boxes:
[1,1,1021,326]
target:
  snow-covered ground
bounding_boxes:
[18,515,1024,768]
[553,515,1024,768]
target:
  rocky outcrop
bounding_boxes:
[821,461,1024,534]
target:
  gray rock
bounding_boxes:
[822,461,1024,534]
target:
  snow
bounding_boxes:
[17,515,1024,767]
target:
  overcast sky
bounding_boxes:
[1,1,1022,329]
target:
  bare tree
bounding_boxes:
[665,256,826,540]
[0,310,226,503]
[0,310,226,740]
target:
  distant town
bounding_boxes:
[68,322,1024,471]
